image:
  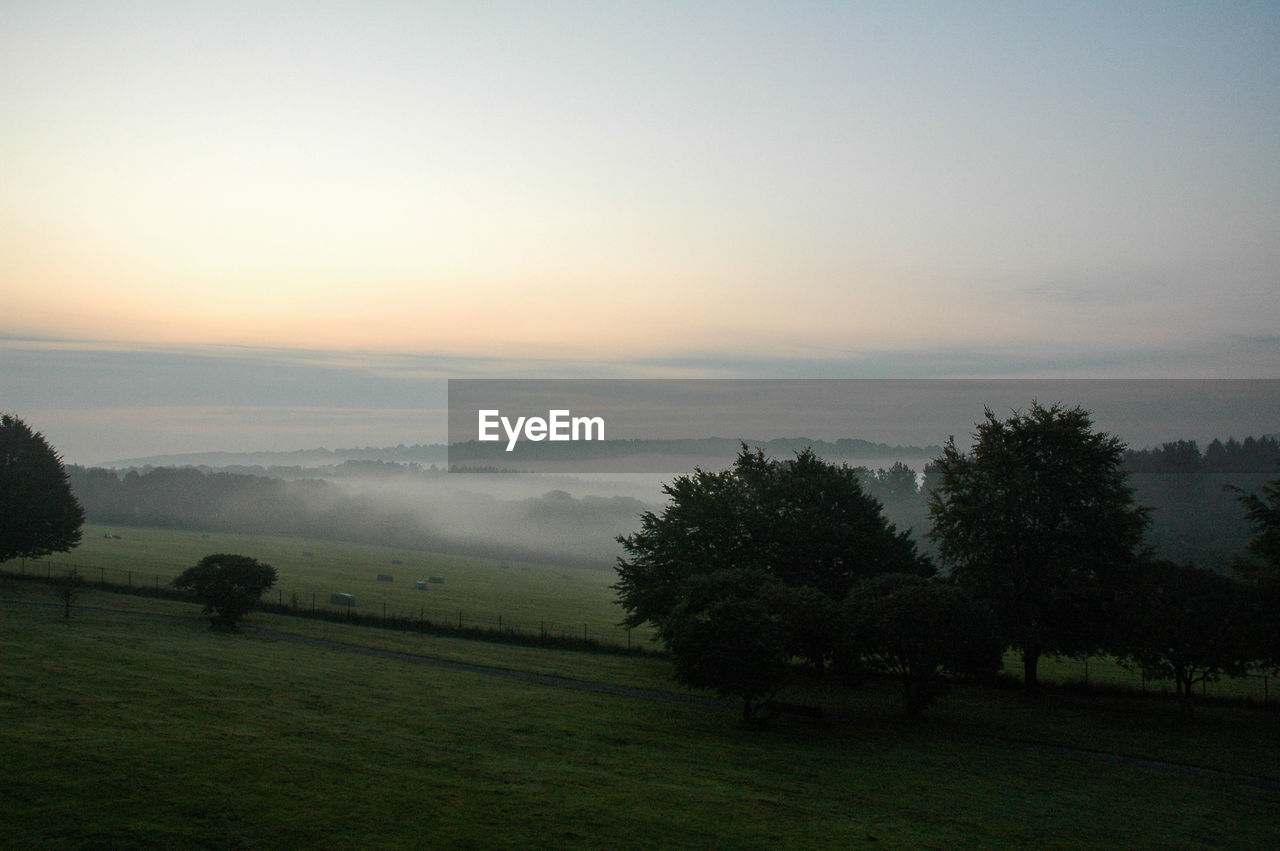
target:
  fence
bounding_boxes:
[1,557,650,655]
[4,557,1276,704]
[1031,653,1275,704]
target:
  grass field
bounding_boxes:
[22,523,637,645]
[2,581,1278,848]
[16,523,1277,702]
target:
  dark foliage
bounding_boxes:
[615,445,931,641]
[928,403,1149,688]
[843,574,1003,716]
[1118,560,1254,714]
[0,414,85,563]
[1233,476,1280,579]
[661,570,796,722]
[173,553,278,629]
[1232,476,1280,671]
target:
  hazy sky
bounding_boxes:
[2,2,1278,462]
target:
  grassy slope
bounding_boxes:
[28,523,1277,701]
[36,523,634,643]
[2,584,1277,848]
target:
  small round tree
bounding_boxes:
[661,570,795,723]
[173,554,277,629]
[844,574,1003,716]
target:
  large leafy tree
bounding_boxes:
[928,403,1148,689]
[173,553,278,629]
[615,446,930,648]
[1232,476,1280,670]
[1234,476,1280,579]
[0,414,85,563]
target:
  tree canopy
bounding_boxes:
[928,402,1149,687]
[173,553,278,629]
[615,445,931,634]
[1234,476,1280,579]
[1119,560,1253,714]
[661,569,797,722]
[0,414,85,563]
[844,574,1003,716]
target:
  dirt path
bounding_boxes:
[8,599,1280,793]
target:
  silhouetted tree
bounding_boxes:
[173,554,277,629]
[1120,560,1253,714]
[843,574,1003,716]
[660,569,795,722]
[1232,475,1280,671]
[928,403,1148,689]
[0,414,85,564]
[616,445,931,664]
[1233,476,1280,579]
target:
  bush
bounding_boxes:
[173,554,277,629]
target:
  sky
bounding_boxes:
[2,1,1278,463]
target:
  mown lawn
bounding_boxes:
[2,584,1277,848]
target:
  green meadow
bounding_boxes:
[2,579,1278,848]
[23,523,1277,702]
[29,524,635,645]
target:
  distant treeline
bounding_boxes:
[105,436,942,470]
[447,436,943,464]
[1122,435,1280,473]
[67,434,1278,570]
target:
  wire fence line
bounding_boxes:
[1028,654,1275,704]
[4,557,1276,704]
[2,557,648,654]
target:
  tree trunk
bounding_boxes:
[1176,667,1194,717]
[1023,648,1040,691]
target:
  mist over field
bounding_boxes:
[67,426,1280,572]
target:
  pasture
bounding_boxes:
[2,582,1277,848]
[32,523,637,645]
[20,523,1278,702]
